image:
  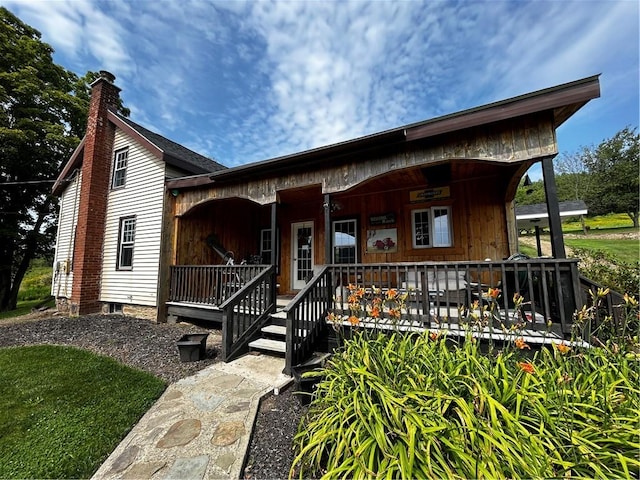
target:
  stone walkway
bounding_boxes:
[92,354,290,480]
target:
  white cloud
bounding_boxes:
[3,0,637,166]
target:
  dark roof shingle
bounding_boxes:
[113,112,226,174]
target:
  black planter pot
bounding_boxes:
[177,333,209,362]
[291,353,332,405]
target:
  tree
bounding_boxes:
[0,8,126,311]
[583,127,639,228]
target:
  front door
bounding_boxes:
[291,221,314,290]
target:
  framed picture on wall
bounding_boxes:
[366,228,398,253]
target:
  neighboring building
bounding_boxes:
[51,72,225,319]
[52,72,612,374]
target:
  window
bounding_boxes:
[411,207,452,248]
[112,148,129,188]
[333,219,358,263]
[117,217,136,270]
[260,228,280,270]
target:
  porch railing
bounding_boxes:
[578,275,627,342]
[221,265,276,362]
[324,259,584,335]
[283,266,333,375]
[169,264,267,305]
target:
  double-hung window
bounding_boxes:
[112,148,129,188]
[117,217,136,270]
[411,206,452,248]
[332,219,358,263]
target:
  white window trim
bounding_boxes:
[117,216,136,270]
[411,206,452,248]
[112,147,129,189]
[332,218,358,264]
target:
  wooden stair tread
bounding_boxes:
[248,338,287,353]
[262,324,286,336]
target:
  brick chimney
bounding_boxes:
[70,71,121,315]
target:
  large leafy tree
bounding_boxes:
[584,127,639,228]
[0,8,127,311]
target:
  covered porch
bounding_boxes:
[158,75,605,373]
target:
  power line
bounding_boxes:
[0,180,56,186]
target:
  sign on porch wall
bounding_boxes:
[410,186,450,203]
[366,228,398,253]
[369,212,396,226]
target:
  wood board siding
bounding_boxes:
[172,162,516,296]
[51,172,82,298]
[174,115,555,213]
[99,128,165,307]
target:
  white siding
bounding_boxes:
[100,129,166,307]
[51,172,82,298]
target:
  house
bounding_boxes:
[52,72,616,374]
[50,71,225,319]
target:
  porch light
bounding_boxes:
[171,189,180,197]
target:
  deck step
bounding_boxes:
[261,324,287,336]
[248,338,286,353]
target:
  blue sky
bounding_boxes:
[4,0,639,180]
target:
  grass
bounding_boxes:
[565,237,639,264]
[0,345,166,479]
[0,298,55,322]
[562,213,635,232]
[18,257,53,302]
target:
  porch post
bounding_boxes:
[270,202,277,303]
[270,203,277,267]
[535,226,543,257]
[324,194,332,264]
[541,156,566,259]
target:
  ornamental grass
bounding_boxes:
[291,293,640,479]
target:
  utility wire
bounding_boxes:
[0,180,56,186]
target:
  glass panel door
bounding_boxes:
[291,221,314,290]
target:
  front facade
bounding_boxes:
[52,72,610,372]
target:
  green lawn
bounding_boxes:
[565,237,639,264]
[562,213,635,232]
[0,345,166,479]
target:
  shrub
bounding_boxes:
[572,246,640,296]
[292,330,640,479]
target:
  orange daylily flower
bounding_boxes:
[429,331,439,341]
[388,308,401,319]
[487,288,500,299]
[326,312,337,323]
[517,361,535,374]
[555,342,571,354]
[370,306,381,318]
[348,315,359,326]
[514,337,530,350]
[356,287,366,298]
[386,288,398,299]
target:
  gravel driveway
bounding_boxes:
[0,311,306,479]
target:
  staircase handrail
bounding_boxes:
[283,266,332,375]
[220,265,276,362]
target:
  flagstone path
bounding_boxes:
[92,354,290,480]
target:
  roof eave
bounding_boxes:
[52,136,86,195]
[168,74,601,192]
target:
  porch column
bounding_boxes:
[324,194,332,264]
[270,202,277,303]
[270,203,277,267]
[541,156,566,259]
